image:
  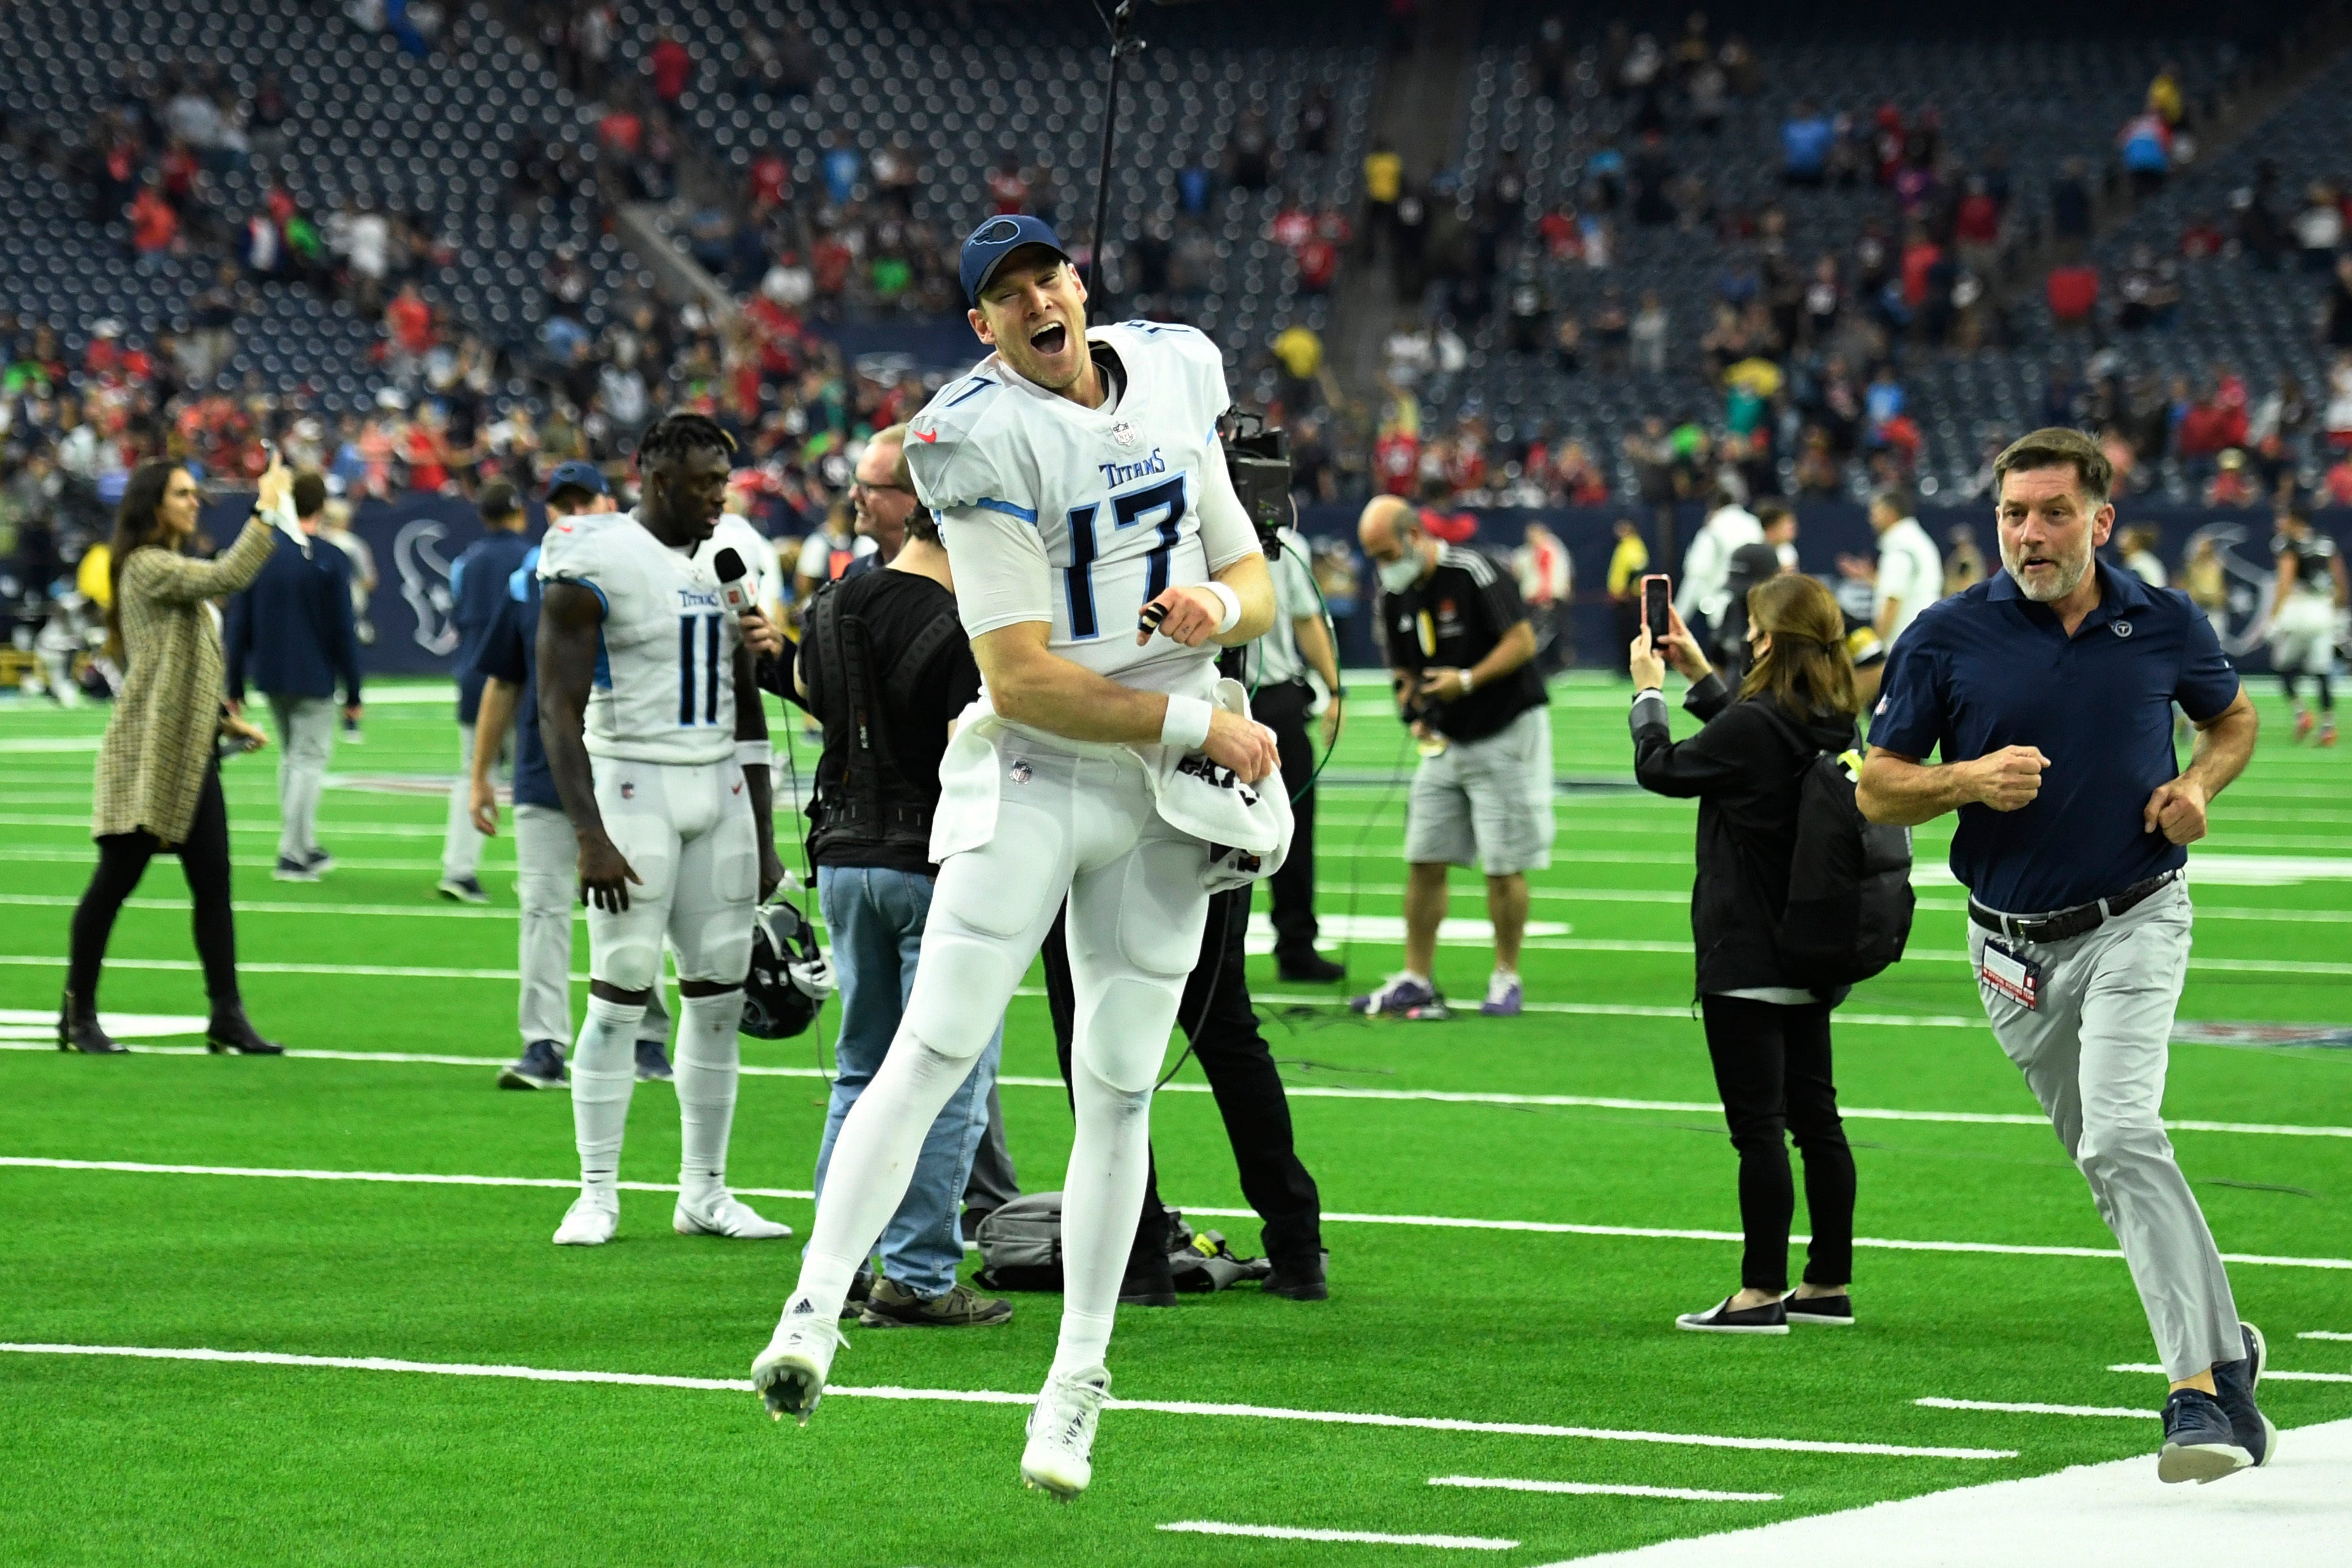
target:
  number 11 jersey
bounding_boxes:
[537,511,741,765]
[905,320,1262,697]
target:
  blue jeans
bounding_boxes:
[814,863,1003,1299]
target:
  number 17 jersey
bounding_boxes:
[537,510,742,765]
[904,320,1262,696]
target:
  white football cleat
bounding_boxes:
[1020,1365,1112,1501]
[673,1190,792,1239]
[552,1190,618,1246]
[751,1299,847,1426]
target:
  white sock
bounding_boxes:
[1400,969,1431,989]
[1050,1064,1154,1382]
[674,990,743,1204]
[571,995,645,1195]
[784,1034,977,1322]
[1492,968,1520,987]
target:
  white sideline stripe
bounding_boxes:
[0,813,446,839]
[0,893,535,922]
[0,1158,815,1200]
[2300,1331,2352,1342]
[1430,1476,1780,1503]
[1159,1522,1517,1550]
[2112,1363,2352,1383]
[0,847,483,872]
[1915,1398,2151,1419]
[10,1157,2349,1274]
[0,1343,2011,1458]
[7,1031,2349,1144]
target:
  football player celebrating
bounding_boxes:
[750,216,1281,1499]
[536,412,790,1246]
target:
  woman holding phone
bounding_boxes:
[60,458,289,1055]
[1628,575,1861,1333]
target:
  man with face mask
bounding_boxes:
[1352,495,1548,1019]
[1859,427,2269,1488]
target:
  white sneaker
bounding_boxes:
[673,1189,792,1239]
[552,1190,618,1246]
[1020,1365,1112,1500]
[751,1299,848,1425]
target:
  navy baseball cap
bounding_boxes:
[958,214,1072,305]
[542,459,609,502]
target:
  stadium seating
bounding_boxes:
[1,0,640,410]
[601,0,1379,379]
[1445,18,2227,494]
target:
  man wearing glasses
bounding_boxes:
[841,428,919,577]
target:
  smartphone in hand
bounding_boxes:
[1639,574,1671,637]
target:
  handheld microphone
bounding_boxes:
[712,547,758,617]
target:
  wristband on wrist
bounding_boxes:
[1458,667,1475,695]
[1160,693,1214,751]
[736,739,774,767]
[1202,580,1241,635]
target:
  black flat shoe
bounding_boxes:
[205,1004,285,1056]
[1277,952,1347,984]
[57,990,126,1054]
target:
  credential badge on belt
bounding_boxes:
[1979,938,2043,1010]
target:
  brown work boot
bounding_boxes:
[857,1277,1013,1329]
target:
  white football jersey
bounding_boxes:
[904,320,1262,697]
[538,510,743,764]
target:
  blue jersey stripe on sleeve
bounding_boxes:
[975,497,1039,524]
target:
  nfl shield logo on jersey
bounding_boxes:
[1010,759,1033,784]
[1109,421,1139,448]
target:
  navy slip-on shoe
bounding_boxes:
[2211,1322,2277,1469]
[2159,1386,2252,1484]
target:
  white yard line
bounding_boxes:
[0,813,450,839]
[10,1156,2349,1273]
[2299,1331,2352,1342]
[2111,1362,2352,1384]
[5,1028,2347,1143]
[0,1342,2013,1458]
[1430,1476,1779,1502]
[0,847,479,873]
[1914,1398,2150,1419]
[1536,1417,2352,1567]
[1159,1522,1518,1550]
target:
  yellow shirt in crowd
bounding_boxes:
[1364,149,1403,205]
[1607,533,1650,597]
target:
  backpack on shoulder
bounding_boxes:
[1777,746,1915,986]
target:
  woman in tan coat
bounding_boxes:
[60,459,288,1054]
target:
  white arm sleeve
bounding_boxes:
[939,505,1054,639]
[1197,449,1263,573]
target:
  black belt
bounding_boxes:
[1968,869,2179,946]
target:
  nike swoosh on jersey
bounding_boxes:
[915,428,938,442]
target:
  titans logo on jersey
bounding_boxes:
[537,512,743,765]
[903,320,1262,695]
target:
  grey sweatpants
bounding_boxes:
[1968,878,2241,1379]
[266,694,337,864]
[443,722,511,880]
[512,803,669,1050]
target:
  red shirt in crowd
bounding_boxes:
[749,150,788,210]
[1537,209,1582,261]
[2045,263,2098,323]
[650,38,692,102]
[130,189,178,252]
[812,236,852,297]
[1900,239,1943,307]
[1270,206,1313,252]
[598,108,643,158]
[1955,192,2000,244]
[1373,429,1418,496]
[1296,235,1338,292]
[386,293,434,354]
[984,165,1030,215]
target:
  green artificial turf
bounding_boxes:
[2,676,2348,1566]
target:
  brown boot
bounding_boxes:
[856,1278,1013,1328]
[58,990,126,1054]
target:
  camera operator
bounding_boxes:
[62,459,286,1055]
[1628,575,1860,1334]
[1352,495,1549,1019]
[1245,520,1346,982]
[745,446,1015,1330]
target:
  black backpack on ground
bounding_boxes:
[1775,746,1915,986]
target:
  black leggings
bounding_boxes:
[2280,671,2334,713]
[1698,995,1855,1293]
[68,761,240,1008]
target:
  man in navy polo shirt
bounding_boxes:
[1858,427,2269,1486]
[467,461,674,1091]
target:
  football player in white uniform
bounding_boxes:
[536,412,790,1246]
[750,216,1282,1497]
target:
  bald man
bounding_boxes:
[1353,497,1550,1018]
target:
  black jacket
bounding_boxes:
[1630,673,1856,995]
